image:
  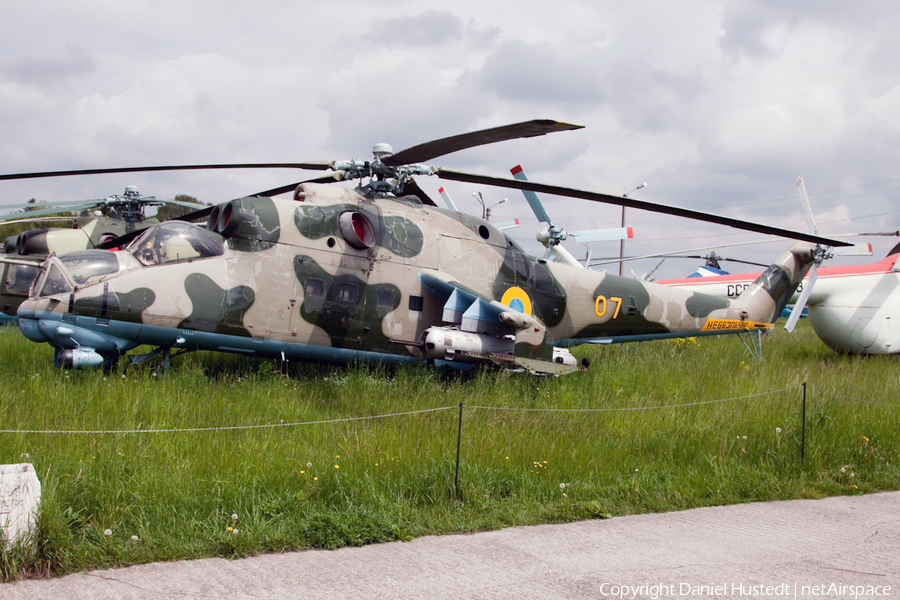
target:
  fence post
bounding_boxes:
[454,403,463,498]
[800,382,807,463]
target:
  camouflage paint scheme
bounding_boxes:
[14,183,817,374]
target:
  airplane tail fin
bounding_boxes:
[732,242,817,324]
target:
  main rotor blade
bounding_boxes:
[94,229,146,250]
[0,202,105,222]
[0,198,107,211]
[0,162,333,182]
[382,120,583,167]
[160,199,210,210]
[435,169,854,248]
[174,206,214,222]
[0,216,78,226]
[400,178,438,207]
[253,172,346,197]
[589,239,787,266]
[681,255,769,267]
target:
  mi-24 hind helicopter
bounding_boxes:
[0,120,851,374]
[0,187,207,325]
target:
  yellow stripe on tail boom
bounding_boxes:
[701,319,773,332]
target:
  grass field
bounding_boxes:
[0,320,898,580]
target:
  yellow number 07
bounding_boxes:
[594,295,622,318]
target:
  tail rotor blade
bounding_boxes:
[438,186,459,211]
[796,176,818,235]
[510,165,552,224]
[569,227,633,243]
[785,264,817,333]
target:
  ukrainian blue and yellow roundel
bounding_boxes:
[501,286,532,315]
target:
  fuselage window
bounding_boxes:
[306,278,324,297]
[337,283,357,303]
[377,289,394,308]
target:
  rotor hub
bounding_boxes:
[372,143,393,159]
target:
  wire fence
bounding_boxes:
[0,406,457,435]
[0,386,802,435]
[0,383,892,436]
[2,382,896,496]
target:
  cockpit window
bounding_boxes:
[4,264,39,296]
[39,264,73,297]
[131,221,225,266]
[59,251,121,285]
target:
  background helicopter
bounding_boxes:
[659,246,900,354]
[0,120,851,373]
[0,187,207,324]
[657,177,900,354]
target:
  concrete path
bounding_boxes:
[2,492,898,600]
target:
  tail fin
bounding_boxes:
[732,242,817,323]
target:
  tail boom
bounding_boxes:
[730,242,818,324]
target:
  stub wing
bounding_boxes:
[410,269,584,374]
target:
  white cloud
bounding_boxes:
[1,0,900,277]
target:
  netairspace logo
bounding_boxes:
[598,582,892,599]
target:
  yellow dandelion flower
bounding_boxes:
[314,477,318,481]
[227,527,233,532]
[334,464,340,469]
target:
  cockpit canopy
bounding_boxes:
[34,223,225,298]
[39,250,122,297]
[128,221,224,267]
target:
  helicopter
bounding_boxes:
[658,177,900,355]
[0,120,851,374]
[0,187,207,326]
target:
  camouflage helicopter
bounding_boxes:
[0,187,206,325]
[0,120,850,374]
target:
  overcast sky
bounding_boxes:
[2,1,899,279]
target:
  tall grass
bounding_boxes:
[0,321,897,580]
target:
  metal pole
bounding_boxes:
[618,206,625,277]
[455,402,463,497]
[801,382,807,462]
